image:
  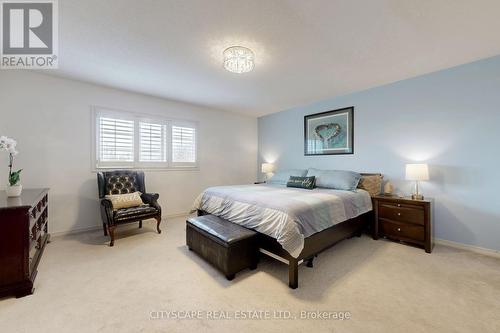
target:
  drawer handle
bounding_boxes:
[397,227,401,232]
[397,204,401,207]
[397,212,401,216]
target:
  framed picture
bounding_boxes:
[304,107,354,155]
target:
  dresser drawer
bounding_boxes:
[380,219,424,242]
[378,202,424,225]
[29,239,39,264]
[31,222,37,239]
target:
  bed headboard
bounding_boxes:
[360,173,383,177]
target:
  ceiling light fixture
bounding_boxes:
[223,46,255,74]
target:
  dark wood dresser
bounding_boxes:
[0,188,50,298]
[373,195,433,253]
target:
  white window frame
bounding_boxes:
[91,106,199,171]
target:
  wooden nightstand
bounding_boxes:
[373,195,433,253]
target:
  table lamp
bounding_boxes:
[405,163,429,200]
[261,163,275,182]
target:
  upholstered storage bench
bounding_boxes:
[186,215,258,280]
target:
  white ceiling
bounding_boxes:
[51,0,500,116]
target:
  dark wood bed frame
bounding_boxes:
[197,209,372,289]
[257,211,372,289]
[197,173,379,289]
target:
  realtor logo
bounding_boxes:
[1,0,58,69]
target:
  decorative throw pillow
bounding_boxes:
[105,191,144,210]
[306,168,361,191]
[357,174,383,196]
[268,169,308,185]
[286,176,316,190]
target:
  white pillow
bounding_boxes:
[268,169,308,185]
[105,191,144,210]
[306,168,361,191]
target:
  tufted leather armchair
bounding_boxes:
[97,170,162,246]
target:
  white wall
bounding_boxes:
[0,71,258,234]
[258,56,500,251]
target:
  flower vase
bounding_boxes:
[6,184,22,197]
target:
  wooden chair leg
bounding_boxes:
[139,220,142,228]
[289,259,298,289]
[103,223,108,236]
[155,216,162,234]
[108,225,116,247]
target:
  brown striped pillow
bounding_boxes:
[357,175,383,196]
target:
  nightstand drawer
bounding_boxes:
[378,203,424,225]
[380,219,425,242]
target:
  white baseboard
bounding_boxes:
[164,212,191,219]
[435,238,500,259]
[51,212,190,237]
[51,224,103,237]
[51,216,500,260]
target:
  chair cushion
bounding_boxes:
[187,215,257,245]
[114,205,158,222]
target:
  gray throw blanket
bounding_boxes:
[192,184,372,258]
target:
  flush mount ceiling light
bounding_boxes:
[223,46,255,73]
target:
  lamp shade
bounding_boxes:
[405,163,429,181]
[261,163,275,173]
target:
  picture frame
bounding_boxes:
[304,106,354,155]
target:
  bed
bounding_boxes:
[192,174,378,288]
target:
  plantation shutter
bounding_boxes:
[171,125,196,165]
[98,116,134,162]
[139,122,166,162]
[94,108,197,169]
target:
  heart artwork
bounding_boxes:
[314,123,341,142]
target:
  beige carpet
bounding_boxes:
[1,216,499,333]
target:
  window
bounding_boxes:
[139,122,166,162]
[93,107,197,170]
[99,117,134,163]
[172,124,196,165]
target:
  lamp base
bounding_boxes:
[411,194,424,200]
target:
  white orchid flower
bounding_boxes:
[0,136,7,150]
[0,136,18,154]
[5,138,16,147]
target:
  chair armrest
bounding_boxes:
[100,198,115,225]
[141,193,159,204]
[141,193,161,213]
[101,198,113,209]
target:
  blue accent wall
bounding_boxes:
[258,55,500,251]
